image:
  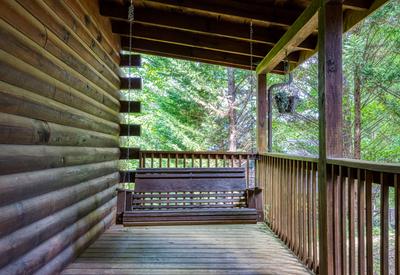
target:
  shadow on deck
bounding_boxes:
[62,223,312,275]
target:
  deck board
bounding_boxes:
[62,223,312,275]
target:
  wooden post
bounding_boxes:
[116,189,127,224]
[256,73,267,153]
[267,77,273,152]
[247,188,264,221]
[318,1,343,275]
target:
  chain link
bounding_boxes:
[249,20,256,152]
[124,0,135,184]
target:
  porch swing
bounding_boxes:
[117,2,262,226]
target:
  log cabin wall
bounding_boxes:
[0,0,121,274]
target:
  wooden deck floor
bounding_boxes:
[62,223,312,275]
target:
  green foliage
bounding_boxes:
[123,0,399,163]
[121,56,256,151]
[271,0,399,161]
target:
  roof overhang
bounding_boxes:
[99,0,388,74]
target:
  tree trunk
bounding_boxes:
[342,77,353,158]
[353,67,362,159]
[227,67,237,151]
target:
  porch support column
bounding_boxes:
[318,0,343,275]
[256,73,267,153]
[267,79,273,152]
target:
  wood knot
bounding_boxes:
[327,59,336,73]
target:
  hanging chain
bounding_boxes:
[249,20,256,152]
[250,20,253,72]
[124,0,135,185]
[284,50,289,76]
[284,50,291,95]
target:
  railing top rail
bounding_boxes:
[259,152,319,163]
[139,151,399,174]
[140,150,257,157]
[260,152,399,174]
[328,158,400,174]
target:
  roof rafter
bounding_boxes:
[99,1,317,51]
[99,0,385,73]
[114,21,304,60]
[140,0,302,27]
[121,38,288,73]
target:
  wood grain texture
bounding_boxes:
[134,168,246,192]
[0,0,119,273]
[256,74,267,153]
[0,145,119,175]
[0,112,119,147]
[61,224,312,275]
[120,168,261,224]
[317,1,343,274]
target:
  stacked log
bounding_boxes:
[0,0,120,273]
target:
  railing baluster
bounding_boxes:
[287,158,291,245]
[291,159,296,251]
[381,172,389,275]
[340,165,347,274]
[288,159,292,250]
[333,164,342,273]
[278,158,283,238]
[167,153,170,168]
[395,174,400,275]
[312,162,318,272]
[295,160,299,255]
[366,170,374,275]
[358,168,366,275]
[299,160,304,260]
[283,158,288,244]
[273,157,277,232]
[151,153,154,168]
[303,161,308,264]
[348,167,356,275]
[246,155,250,188]
[307,161,312,268]
[272,157,276,231]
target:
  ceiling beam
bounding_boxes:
[256,0,319,74]
[115,22,269,58]
[114,22,306,60]
[343,0,374,10]
[139,0,302,27]
[99,1,318,51]
[121,38,288,73]
[302,0,373,11]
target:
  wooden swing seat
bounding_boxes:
[117,168,263,226]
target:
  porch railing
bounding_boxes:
[138,150,257,188]
[257,153,400,275]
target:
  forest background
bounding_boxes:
[123,0,400,163]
